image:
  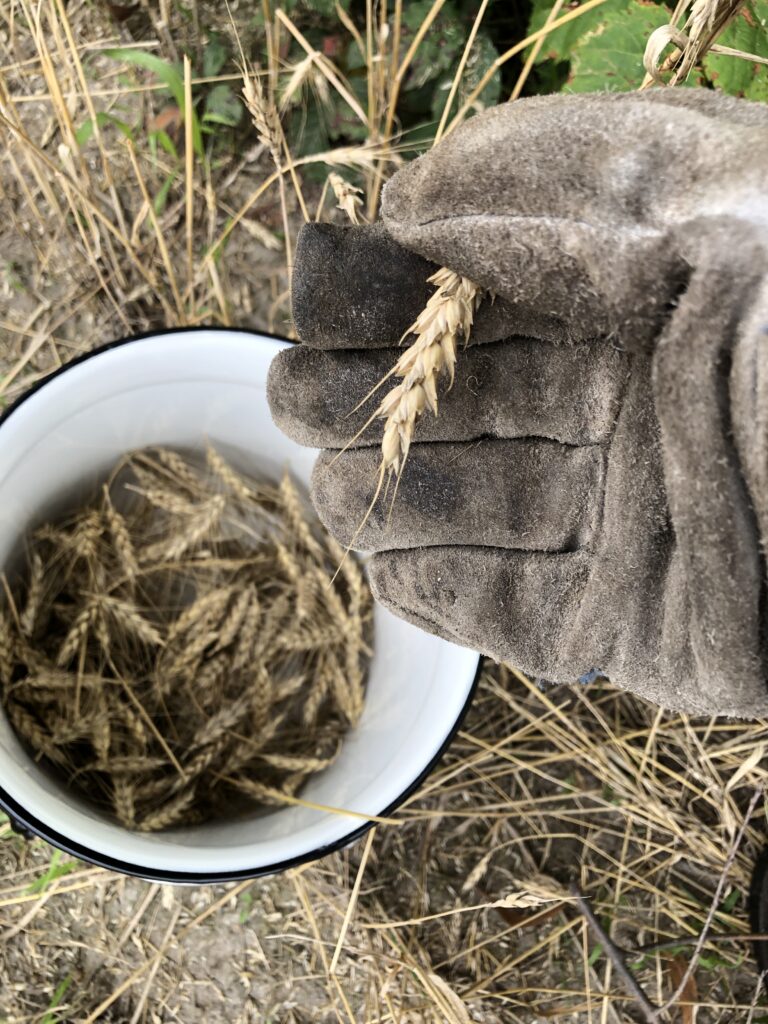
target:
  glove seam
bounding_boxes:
[386,211,665,240]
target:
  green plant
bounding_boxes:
[40,975,73,1024]
[26,848,79,894]
[81,39,243,213]
[273,0,502,178]
[526,0,768,95]
[102,47,204,156]
[238,890,254,923]
[703,0,768,100]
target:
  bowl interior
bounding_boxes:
[0,329,478,875]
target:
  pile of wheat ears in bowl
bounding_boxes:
[0,445,372,832]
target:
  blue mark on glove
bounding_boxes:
[577,667,605,685]
[535,668,605,692]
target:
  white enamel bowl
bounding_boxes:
[0,329,480,882]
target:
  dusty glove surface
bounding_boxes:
[268,89,768,717]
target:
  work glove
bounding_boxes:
[268,89,768,718]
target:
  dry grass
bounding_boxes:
[3,666,768,1022]
[1,1,767,1022]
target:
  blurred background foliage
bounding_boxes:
[262,0,768,161]
[92,0,768,187]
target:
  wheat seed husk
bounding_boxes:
[341,268,482,545]
[329,172,364,224]
[0,445,373,831]
[378,268,481,477]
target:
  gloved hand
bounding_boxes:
[268,89,768,718]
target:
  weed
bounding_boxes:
[26,850,78,895]
[40,975,73,1024]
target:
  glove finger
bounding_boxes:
[310,440,603,553]
[382,91,742,238]
[381,92,749,341]
[368,544,591,682]
[382,90,763,246]
[626,86,768,128]
[268,339,627,449]
[292,222,433,350]
[291,222,536,349]
[384,204,681,347]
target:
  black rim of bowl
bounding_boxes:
[0,326,482,883]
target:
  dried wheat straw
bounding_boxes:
[0,446,372,832]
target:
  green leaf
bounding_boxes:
[103,47,184,104]
[41,975,73,1024]
[75,112,134,147]
[203,33,229,78]
[149,128,178,160]
[431,32,501,123]
[203,84,243,127]
[527,0,631,64]
[27,849,78,894]
[587,941,604,966]
[720,887,740,914]
[288,101,331,164]
[75,118,94,148]
[300,0,350,13]
[397,119,442,158]
[697,950,742,970]
[568,0,671,92]
[401,0,464,93]
[154,171,177,215]
[703,0,768,100]
[103,47,203,157]
[238,890,254,924]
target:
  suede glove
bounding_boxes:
[268,89,768,718]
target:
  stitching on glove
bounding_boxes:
[387,212,667,240]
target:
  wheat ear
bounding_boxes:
[329,173,364,224]
[377,267,480,476]
[240,68,282,164]
[320,178,483,560]
[334,268,481,564]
